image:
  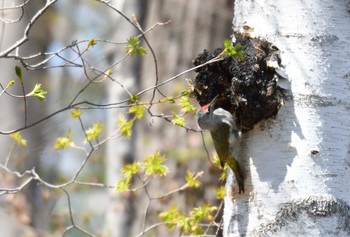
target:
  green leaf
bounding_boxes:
[181,90,191,97]
[185,171,201,188]
[214,186,226,200]
[15,66,22,81]
[144,151,168,176]
[117,115,133,138]
[178,217,192,233]
[212,154,222,169]
[159,204,217,235]
[172,112,185,127]
[129,105,145,119]
[159,205,181,230]
[87,38,97,49]
[188,225,204,235]
[234,44,245,60]
[129,94,139,103]
[223,39,245,60]
[5,80,15,89]
[219,165,228,182]
[85,122,103,142]
[54,130,74,150]
[115,177,131,192]
[26,83,47,101]
[103,69,113,81]
[116,162,142,192]
[159,97,175,104]
[54,137,73,150]
[122,162,142,178]
[224,39,232,49]
[180,96,197,114]
[71,108,81,119]
[9,132,27,147]
[189,204,217,223]
[124,37,147,56]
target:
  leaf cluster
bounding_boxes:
[185,171,201,188]
[223,39,245,60]
[179,96,197,114]
[53,109,104,150]
[54,130,74,150]
[159,204,217,235]
[171,93,197,127]
[10,132,27,147]
[172,112,186,127]
[116,151,168,192]
[85,122,103,142]
[124,37,147,56]
[26,83,47,101]
[117,103,145,138]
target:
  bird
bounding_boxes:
[197,96,245,193]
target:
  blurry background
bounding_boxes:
[0,0,233,236]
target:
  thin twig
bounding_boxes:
[152,172,203,199]
[204,201,223,235]
[0,2,26,24]
[18,77,27,126]
[0,176,33,195]
[4,142,16,167]
[136,222,166,237]
[0,0,30,10]
[136,57,223,97]
[0,0,59,57]
[0,55,220,135]
[61,188,96,237]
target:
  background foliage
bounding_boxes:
[0,1,233,236]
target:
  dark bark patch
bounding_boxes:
[192,33,283,132]
[252,196,350,236]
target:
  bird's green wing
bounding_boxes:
[226,153,245,193]
[210,123,230,168]
[211,123,245,193]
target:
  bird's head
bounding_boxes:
[199,95,218,119]
[197,96,219,130]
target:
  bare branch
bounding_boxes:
[0,0,58,57]
[0,176,33,195]
[0,0,28,24]
[136,222,166,237]
[61,188,96,237]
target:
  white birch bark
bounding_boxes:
[0,2,23,235]
[225,1,350,236]
[104,1,140,236]
[0,2,22,148]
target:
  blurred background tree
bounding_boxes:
[0,0,233,236]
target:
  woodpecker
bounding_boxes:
[197,96,245,193]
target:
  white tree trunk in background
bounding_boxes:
[225,1,350,236]
[0,2,23,235]
[104,1,141,237]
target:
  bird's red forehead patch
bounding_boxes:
[200,104,209,111]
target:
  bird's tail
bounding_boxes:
[226,154,245,193]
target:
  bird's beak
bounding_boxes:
[209,95,219,118]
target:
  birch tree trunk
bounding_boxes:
[0,1,54,233]
[225,1,350,236]
[104,1,144,236]
[0,1,24,235]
